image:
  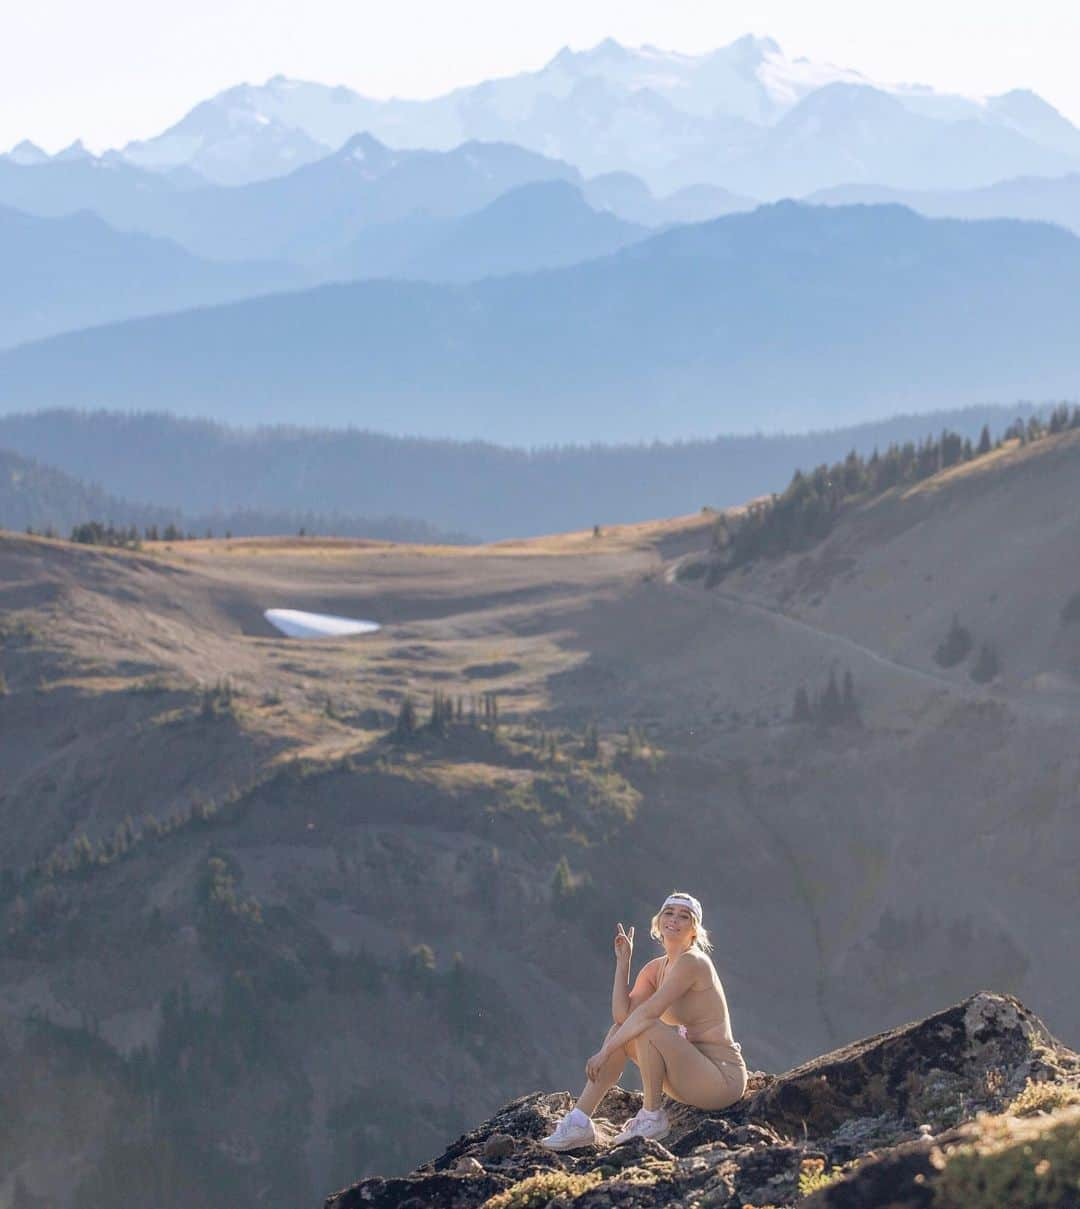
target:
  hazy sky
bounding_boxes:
[6,0,1080,152]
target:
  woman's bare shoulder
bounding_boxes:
[672,950,712,975]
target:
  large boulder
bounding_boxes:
[324,992,1079,1209]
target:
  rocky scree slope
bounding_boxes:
[325,991,1080,1209]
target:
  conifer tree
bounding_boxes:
[427,690,453,735]
[934,614,974,668]
[581,722,599,758]
[971,643,1000,684]
[445,952,470,1041]
[551,855,573,901]
[819,669,843,724]
[842,669,857,721]
[395,695,418,738]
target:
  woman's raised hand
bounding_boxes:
[614,922,634,963]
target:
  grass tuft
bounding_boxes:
[934,1106,1080,1208]
[1006,1079,1080,1118]
[482,1170,603,1208]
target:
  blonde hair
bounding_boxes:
[650,891,713,953]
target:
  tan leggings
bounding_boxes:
[688,1040,748,1108]
[630,1026,748,1111]
[577,1023,747,1117]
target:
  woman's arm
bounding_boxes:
[614,959,657,1025]
[587,953,703,1078]
[611,923,634,1024]
[612,959,631,1025]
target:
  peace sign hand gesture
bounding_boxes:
[614,922,634,964]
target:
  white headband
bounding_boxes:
[662,893,702,924]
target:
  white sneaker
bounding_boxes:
[611,1107,670,1145]
[539,1112,597,1151]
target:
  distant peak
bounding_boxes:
[787,80,898,116]
[990,88,1064,117]
[55,139,92,161]
[5,139,48,165]
[726,33,782,58]
[549,37,628,67]
[340,131,387,152]
[337,131,394,166]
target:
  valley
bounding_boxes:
[3,429,1080,1205]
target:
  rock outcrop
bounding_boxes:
[324,992,1080,1209]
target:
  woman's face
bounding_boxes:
[659,904,696,949]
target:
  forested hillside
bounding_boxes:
[0,446,470,543]
[0,403,1044,540]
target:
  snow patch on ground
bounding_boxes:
[264,608,380,639]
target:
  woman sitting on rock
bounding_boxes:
[541,891,747,1150]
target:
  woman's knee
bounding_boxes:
[599,1030,631,1060]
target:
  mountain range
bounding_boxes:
[2,203,1077,444]
[0,148,663,347]
[810,172,1080,237]
[0,135,585,264]
[6,37,1080,366]
[0,205,304,349]
[11,37,1080,196]
[4,37,1080,439]
[325,179,645,283]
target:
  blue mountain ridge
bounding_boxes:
[1,202,1078,445]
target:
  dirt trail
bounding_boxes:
[667,553,1080,723]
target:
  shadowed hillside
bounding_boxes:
[0,446,472,544]
[2,427,1080,1206]
[0,205,304,350]
[3,204,1080,442]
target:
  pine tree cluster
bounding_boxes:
[709,411,1080,580]
[63,520,204,547]
[792,668,859,727]
[392,690,500,743]
[932,613,1001,683]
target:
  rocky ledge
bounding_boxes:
[325,992,1080,1209]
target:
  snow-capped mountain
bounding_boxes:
[717,82,1078,197]
[121,89,332,185]
[99,37,1080,194]
[9,37,1080,198]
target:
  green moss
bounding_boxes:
[934,1107,1080,1208]
[482,1169,603,1208]
[611,1157,675,1186]
[798,1156,846,1195]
